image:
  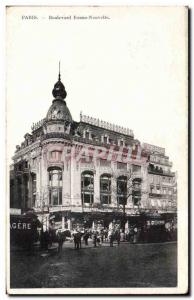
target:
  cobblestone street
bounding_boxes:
[10,241,177,288]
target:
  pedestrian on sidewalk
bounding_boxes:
[100,230,104,244]
[116,230,121,246]
[74,231,82,250]
[83,231,89,246]
[110,231,114,247]
[93,231,97,247]
[104,229,108,242]
[57,230,64,254]
[97,233,101,247]
[133,226,138,243]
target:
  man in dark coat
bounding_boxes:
[109,231,114,247]
[83,231,89,246]
[115,230,121,246]
[57,231,65,253]
[74,231,82,249]
[93,232,97,247]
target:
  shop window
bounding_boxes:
[100,174,111,204]
[117,176,127,205]
[48,167,62,206]
[81,171,94,205]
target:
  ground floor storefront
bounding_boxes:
[10,209,177,249]
[45,210,177,243]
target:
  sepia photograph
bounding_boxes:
[6,6,188,295]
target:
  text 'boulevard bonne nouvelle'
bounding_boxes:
[21,15,110,21]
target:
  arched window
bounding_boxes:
[117,176,127,205]
[100,174,111,204]
[81,171,94,204]
[48,167,62,206]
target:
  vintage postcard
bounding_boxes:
[6,6,188,295]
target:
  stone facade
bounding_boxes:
[10,72,177,230]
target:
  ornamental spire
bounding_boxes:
[52,62,67,101]
[58,61,61,81]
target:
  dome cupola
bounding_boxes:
[46,64,72,123]
[52,72,67,101]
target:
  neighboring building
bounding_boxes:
[10,71,177,231]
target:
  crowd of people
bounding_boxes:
[72,229,121,249]
[38,221,177,253]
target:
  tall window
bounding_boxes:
[100,174,111,204]
[31,173,36,206]
[100,159,111,167]
[156,186,160,194]
[117,176,127,205]
[132,178,141,206]
[81,171,94,205]
[49,150,62,161]
[132,164,141,173]
[48,168,62,206]
[150,185,154,193]
[117,162,127,170]
[150,175,154,183]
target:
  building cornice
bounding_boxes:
[12,140,41,161]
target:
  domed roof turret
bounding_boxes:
[46,66,72,122]
[46,100,72,122]
[52,72,67,101]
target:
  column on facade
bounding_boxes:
[71,146,82,207]
[140,164,147,209]
[25,174,29,209]
[28,173,33,207]
[36,156,41,208]
[21,175,25,209]
[62,215,65,230]
[111,172,117,208]
[125,220,129,231]
[13,172,19,208]
[63,146,71,206]
[70,146,74,205]
[67,218,71,230]
[40,149,49,207]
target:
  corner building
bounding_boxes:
[10,72,177,231]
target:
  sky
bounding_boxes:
[7,6,188,177]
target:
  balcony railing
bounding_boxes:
[149,193,163,198]
[149,158,173,167]
[148,168,175,177]
[42,132,70,141]
[149,193,175,199]
[132,172,142,179]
